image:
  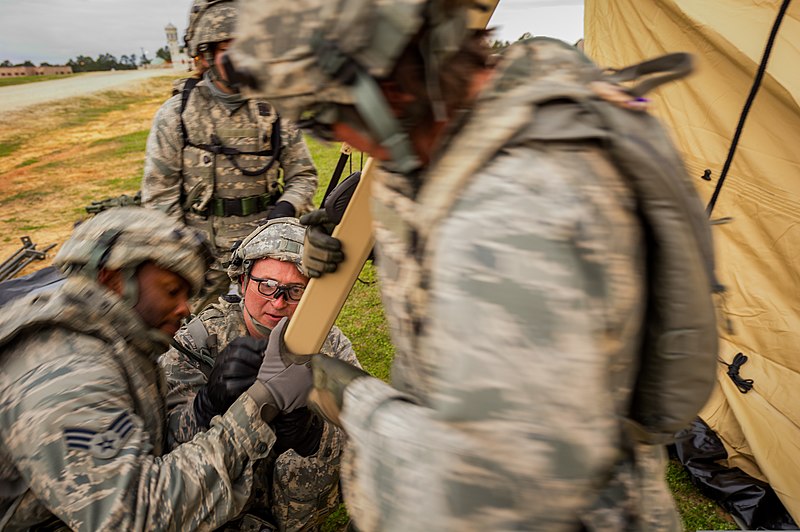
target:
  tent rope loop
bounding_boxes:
[720,353,755,394]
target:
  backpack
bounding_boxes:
[417,37,720,440]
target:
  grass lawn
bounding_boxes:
[0,73,81,88]
[0,76,737,531]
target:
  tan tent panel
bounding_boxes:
[585,0,800,523]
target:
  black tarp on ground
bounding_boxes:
[673,418,798,530]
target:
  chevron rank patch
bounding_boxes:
[63,411,134,459]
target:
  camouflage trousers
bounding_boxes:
[582,442,680,531]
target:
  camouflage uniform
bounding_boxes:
[0,210,275,530]
[231,1,718,529]
[142,77,319,307]
[160,295,359,530]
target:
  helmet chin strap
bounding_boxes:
[240,277,274,337]
[242,301,274,337]
[350,71,421,175]
[120,267,139,307]
[204,49,238,93]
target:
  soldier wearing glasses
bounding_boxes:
[159,217,360,531]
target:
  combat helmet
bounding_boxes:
[227,217,306,285]
[54,207,213,304]
[230,0,485,174]
[185,0,237,58]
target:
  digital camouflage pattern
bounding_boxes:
[227,217,306,280]
[231,0,716,527]
[141,76,318,308]
[159,298,360,530]
[231,0,471,121]
[336,38,686,531]
[0,275,274,530]
[142,79,318,257]
[186,0,237,56]
[54,206,211,296]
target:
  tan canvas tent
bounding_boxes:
[584,0,799,524]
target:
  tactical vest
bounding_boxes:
[166,300,345,530]
[0,277,168,527]
[371,37,719,439]
[180,81,284,255]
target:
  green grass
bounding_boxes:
[304,136,362,207]
[55,80,173,129]
[0,190,50,207]
[0,73,78,88]
[336,263,393,381]
[16,157,40,168]
[0,139,23,158]
[18,224,48,231]
[59,95,141,129]
[90,129,150,157]
[101,170,143,191]
[667,459,737,530]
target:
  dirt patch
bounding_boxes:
[0,74,182,276]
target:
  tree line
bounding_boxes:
[1,47,172,72]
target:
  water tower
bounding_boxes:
[165,23,180,63]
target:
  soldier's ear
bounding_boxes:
[98,268,124,296]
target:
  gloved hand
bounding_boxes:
[251,317,313,421]
[193,336,264,428]
[299,209,344,278]
[271,407,324,457]
[267,200,296,220]
[308,355,370,428]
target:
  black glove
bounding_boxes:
[271,407,324,457]
[193,336,264,428]
[299,209,344,278]
[267,201,296,220]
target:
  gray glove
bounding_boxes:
[255,317,313,415]
[299,209,344,278]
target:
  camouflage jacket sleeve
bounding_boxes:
[142,94,185,223]
[0,332,274,531]
[322,325,362,368]
[340,146,648,530]
[160,338,209,450]
[276,119,318,216]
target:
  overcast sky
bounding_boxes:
[0,0,584,65]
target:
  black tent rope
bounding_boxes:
[720,353,755,394]
[705,0,793,217]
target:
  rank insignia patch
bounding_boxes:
[63,411,134,459]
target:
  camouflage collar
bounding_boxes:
[0,276,168,360]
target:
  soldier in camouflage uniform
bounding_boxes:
[142,0,319,312]
[160,218,360,530]
[0,208,317,530]
[228,0,723,530]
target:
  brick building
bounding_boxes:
[0,65,73,77]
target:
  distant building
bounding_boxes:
[0,65,73,77]
[166,23,193,72]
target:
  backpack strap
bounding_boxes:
[170,316,215,370]
[603,53,693,98]
[179,77,202,148]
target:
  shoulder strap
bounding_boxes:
[180,77,201,148]
[185,316,210,349]
[169,316,216,369]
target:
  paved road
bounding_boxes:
[0,69,174,114]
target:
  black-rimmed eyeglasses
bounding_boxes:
[249,276,306,304]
